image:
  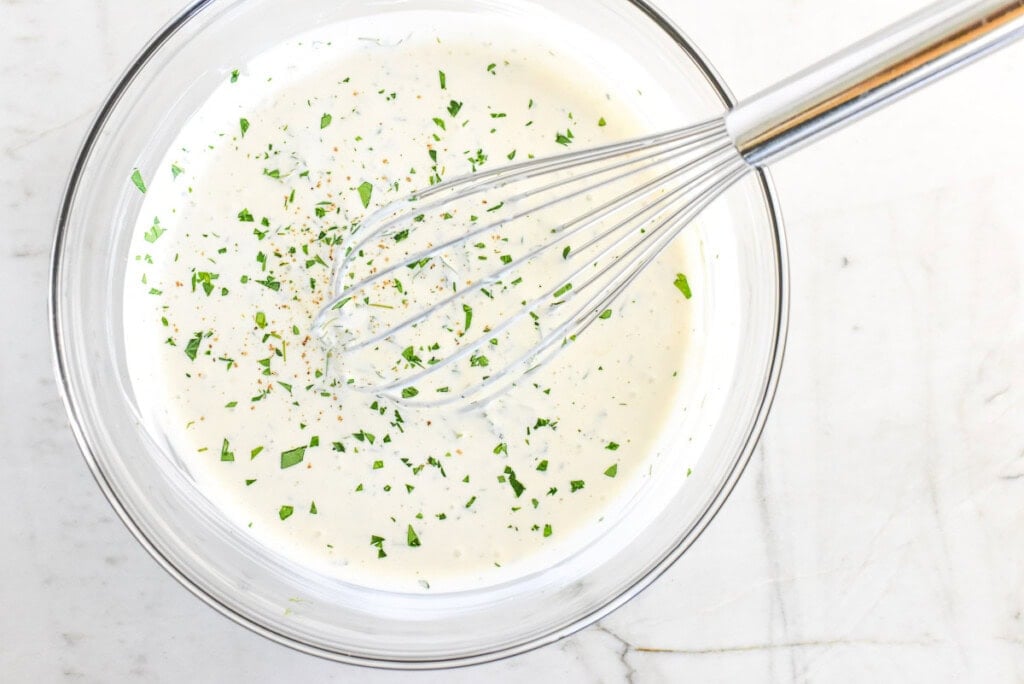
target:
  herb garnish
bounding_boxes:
[673,273,692,299]
[280,445,306,469]
[130,169,147,194]
[357,181,373,208]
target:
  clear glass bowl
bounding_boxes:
[50,0,787,668]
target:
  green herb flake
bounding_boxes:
[254,275,280,291]
[553,282,573,298]
[143,218,166,243]
[354,430,377,445]
[598,309,613,320]
[184,331,204,361]
[309,501,318,515]
[570,480,585,492]
[605,441,620,451]
[220,438,234,462]
[357,181,373,209]
[493,442,508,456]
[130,169,147,194]
[280,445,306,469]
[462,304,473,331]
[503,466,525,498]
[278,505,294,520]
[407,524,421,547]
[239,118,250,137]
[598,117,607,127]
[543,523,552,537]
[171,163,184,179]
[604,464,618,478]
[401,387,420,399]
[673,273,693,299]
[320,113,332,129]
[401,346,423,368]
[536,460,548,471]
[230,69,239,83]
[447,100,463,117]
[438,70,447,89]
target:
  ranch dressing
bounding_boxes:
[124,14,699,592]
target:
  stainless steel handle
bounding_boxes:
[725,0,1024,166]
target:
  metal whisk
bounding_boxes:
[315,0,1024,406]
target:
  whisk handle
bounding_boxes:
[726,0,1024,166]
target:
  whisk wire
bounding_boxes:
[327,122,728,305]
[367,149,749,396]
[325,140,737,352]
[317,118,751,404]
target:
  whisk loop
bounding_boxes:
[314,120,747,406]
[314,0,1024,406]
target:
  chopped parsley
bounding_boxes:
[183,331,205,361]
[357,181,373,209]
[504,466,525,498]
[673,273,693,299]
[280,445,306,469]
[143,218,165,243]
[130,169,146,194]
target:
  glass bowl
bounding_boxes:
[50,0,787,668]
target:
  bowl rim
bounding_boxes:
[49,0,789,669]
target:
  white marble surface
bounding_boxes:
[3,0,1024,680]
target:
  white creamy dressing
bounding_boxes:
[124,13,703,592]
